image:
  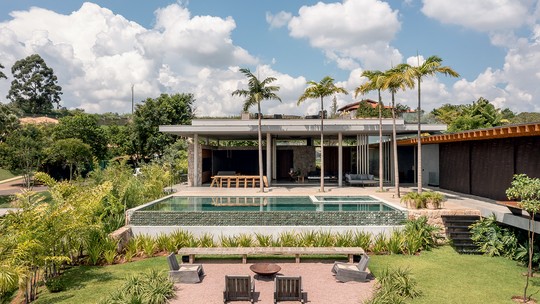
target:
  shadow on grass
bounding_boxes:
[59,266,115,290]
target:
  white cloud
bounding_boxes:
[266,11,292,29]
[287,0,402,70]
[421,0,532,32]
[0,2,258,114]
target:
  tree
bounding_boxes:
[132,93,194,161]
[383,64,415,198]
[7,54,62,114]
[404,55,459,193]
[506,174,540,303]
[0,104,20,142]
[53,114,108,160]
[0,124,46,188]
[298,76,348,192]
[232,68,281,192]
[0,63,6,80]
[44,138,92,181]
[355,70,385,192]
[511,112,540,124]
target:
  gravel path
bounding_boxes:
[170,261,375,304]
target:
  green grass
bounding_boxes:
[0,168,17,181]
[34,257,168,304]
[32,246,540,304]
[0,195,15,208]
[370,246,540,303]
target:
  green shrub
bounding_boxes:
[470,214,518,258]
[298,230,317,247]
[278,231,298,247]
[197,233,215,248]
[100,269,175,304]
[400,192,425,209]
[404,216,440,251]
[44,277,66,293]
[387,230,404,254]
[255,233,273,247]
[352,231,372,250]
[366,267,421,304]
[124,239,138,262]
[313,231,334,247]
[335,230,354,247]
[219,235,239,247]
[237,234,254,247]
[372,233,388,254]
[169,229,195,250]
[155,234,174,253]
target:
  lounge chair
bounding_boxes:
[223,275,255,303]
[331,253,370,282]
[274,276,307,303]
[167,253,204,283]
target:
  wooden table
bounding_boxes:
[210,175,268,188]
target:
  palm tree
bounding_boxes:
[404,55,459,193]
[298,76,348,192]
[382,64,415,198]
[232,68,281,192]
[355,70,385,192]
[0,63,6,79]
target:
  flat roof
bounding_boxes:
[160,118,447,140]
[398,122,540,145]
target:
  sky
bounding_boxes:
[0,0,539,117]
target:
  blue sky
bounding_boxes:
[0,0,537,116]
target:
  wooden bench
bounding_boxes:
[178,247,365,264]
[210,175,268,188]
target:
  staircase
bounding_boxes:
[441,215,481,254]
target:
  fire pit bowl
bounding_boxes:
[250,263,281,276]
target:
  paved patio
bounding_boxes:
[170,260,375,304]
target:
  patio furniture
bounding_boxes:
[250,263,281,277]
[223,275,255,303]
[210,175,268,188]
[331,253,370,282]
[178,246,364,264]
[345,174,378,187]
[274,276,307,304]
[167,253,204,283]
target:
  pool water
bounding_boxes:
[139,196,396,212]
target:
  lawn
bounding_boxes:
[34,257,168,304]
[33,246,539,304]
[0,168,17,181]
[0,195,15,208]
[370,246,539,303]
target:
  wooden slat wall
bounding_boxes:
[439,142,470,194]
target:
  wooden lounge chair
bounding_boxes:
[167,253,204,283]
[331,253,370,282]
[274,276,307,303]
[223,275,255,303]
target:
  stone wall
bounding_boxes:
[283,146,316,176]
[130,209,407,226]
[109,226,133,253]
[408,209,481,235]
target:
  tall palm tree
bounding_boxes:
[0,63,6,79]
[355,70,385,192]
[298,76,348,192]
[383,64,415,198]
[404,55,459,193]
[232,68,281,192]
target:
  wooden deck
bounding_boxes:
[177,247,365,264]
[209,175,268,188]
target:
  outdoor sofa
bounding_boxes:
[344,174,377,187]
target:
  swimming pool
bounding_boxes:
[138,196,396,212]
[128,195,406,228]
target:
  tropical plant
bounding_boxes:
[335,230,354,247]
[170,229,195,250]
[400,192,425,209]
[356,70,385,192]
[232,68,281,192]
[423,191,445,209]
[237,233,255,247]
[366,267,421,304]
[372,233,388,254]
[506,174,540,302]
[352,231,372,250]
[278,231,298,247]
[255,233,273,247]
[469,214,518,258]
[298,76,348,192]
[219,235,240,248]
[404,216,441,251]
[313,230,335,247]
[403,55,459,193]
[382,64,415,198]
[387,230,405,254]
[298,230,318,247]
[100,269,175,304]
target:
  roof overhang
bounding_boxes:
[160,118,447,140]
[398,123,540,146]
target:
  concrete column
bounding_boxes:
[272,139,277,180]
[338,132,343,187]
[193,133,199,186]
[266,133,272,186]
